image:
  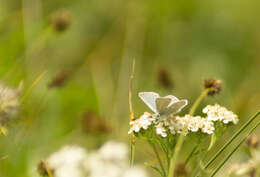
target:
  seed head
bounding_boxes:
[50,9,71,32]
[204,78,222,96]
[247,135,259,149]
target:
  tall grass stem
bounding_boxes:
[168,89,209,177]
[129,59,136,166]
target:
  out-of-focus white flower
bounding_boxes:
[0,82,22,126]
[128,112,155,134]
[43,141,149,177]
[85,141,149,177]
[98,141,128,163]
[86,152,125,177]
[122,167,148,177]
[155,122,167,137]
[228,151,260,176]
[203,104,238,124]
[46,145,88,177]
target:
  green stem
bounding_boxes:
[167,89,209,177]
[155,137,170,169]
[130,136,135,167]
[149,140,166,177]
[185,145,198,165]
[210,119,260,177]
[204,111,260,170]
[168,129,187,177]
[189,89,210,116]
[191,151,209,177]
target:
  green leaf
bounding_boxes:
[207,132,217,151]
[144,162,163,177]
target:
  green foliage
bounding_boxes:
[0,0,259,177]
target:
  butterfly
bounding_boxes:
[138,92,188,117]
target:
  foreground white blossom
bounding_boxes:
[85,141,147,177]
[98,141,128,163]
[122,167,149,177]
[44,141,148,177]
[203,104,238,124]
[46,145,88,177]
[128,112,155,134]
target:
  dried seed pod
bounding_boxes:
[50,9,71,32]
[81,111,112,134]
[204,78,222,96]
[48,70,70,89]
[157,68,174,90]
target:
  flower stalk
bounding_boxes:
[167,89,209,177]
[149,140,166,177]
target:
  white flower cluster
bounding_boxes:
[128,104,238,138]
[45,141,148,177]
[128,112,155,134]
[203,104,238,124]
[156,115,215,137]
[175,115,215,135]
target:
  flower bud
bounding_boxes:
[204,78,222,96]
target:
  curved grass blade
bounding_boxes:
[210,118,260,177]
[204,111,260,169]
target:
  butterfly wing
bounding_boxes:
[155,97,172,115]
[138,92,159,113]
[164,95,179,104]
[166,99,188,115]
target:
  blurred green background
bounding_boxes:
[0,0,260,176]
